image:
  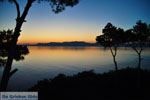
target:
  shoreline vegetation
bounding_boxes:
[29,67,150,100]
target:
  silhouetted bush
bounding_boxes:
[29,68,150,100]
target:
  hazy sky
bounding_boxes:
[0,0,150,44]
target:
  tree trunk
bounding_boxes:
[132,47,143,90]
[138,53,141,69]
[0,0,34,91]
[110,47,118,71]
[113,55,118,71]
[132,47,143,69]
[0,28,20,91]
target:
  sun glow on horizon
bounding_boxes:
[17,37,97,44]
[17,25,101,44]
[1,0,149,45]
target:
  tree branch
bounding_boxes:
[21,0,35,22]
[13,0,20,20]
[110,47,114,57]
[133,46,139,54]
[9,68,18,78]
[139,47,143,54]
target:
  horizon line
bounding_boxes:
[18,41,96,45]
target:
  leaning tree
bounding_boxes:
[0,0,79,91]
[96,23,124,70]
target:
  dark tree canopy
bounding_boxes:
[0,29,29,67]
[126,21,149,43]
[125,20,150,48]
[96,23,124,47]
[49,0,79,13]
[0,29,13,44]
[0,0,79,13]
[0,45,29,66]
[133,20,149,44]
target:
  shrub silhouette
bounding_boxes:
[30,68,150,100]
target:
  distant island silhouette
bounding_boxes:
[23,41,100,46]
[22,41,149,47]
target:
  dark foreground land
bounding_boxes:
[30,68,150,100]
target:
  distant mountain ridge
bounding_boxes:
[23,41,100,46]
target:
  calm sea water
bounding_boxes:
[0,46,150,90]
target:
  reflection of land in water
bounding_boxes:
[0,43,29,67]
